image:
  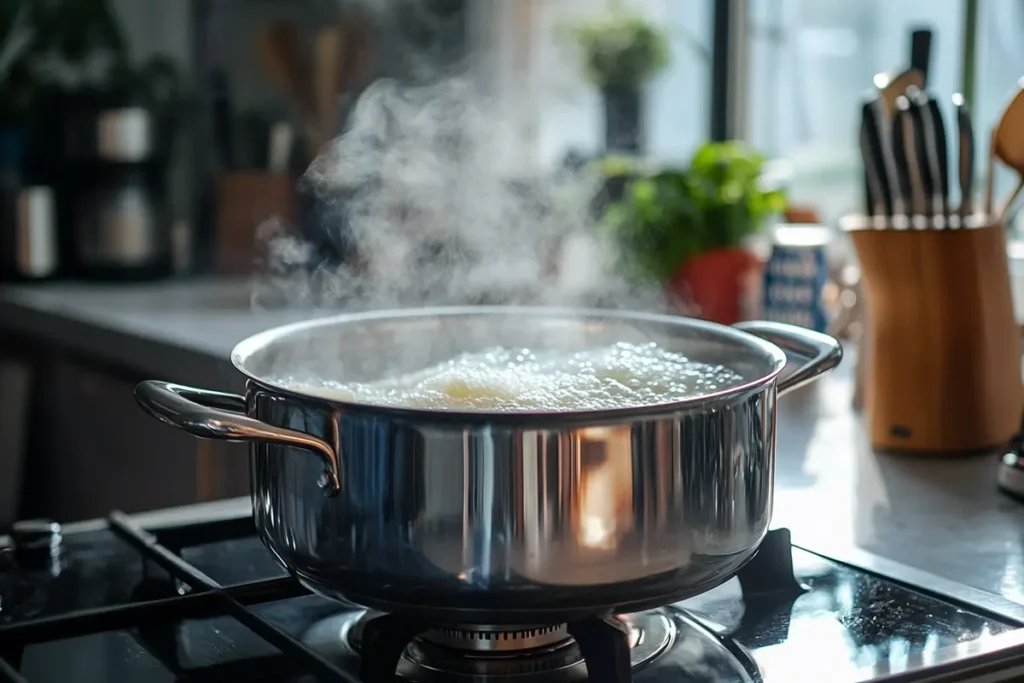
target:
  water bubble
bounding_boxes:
[289,342,746,411]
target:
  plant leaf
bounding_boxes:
[600,141,787,283]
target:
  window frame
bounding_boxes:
[710,0,751,142]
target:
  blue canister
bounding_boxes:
[761,224,831,331]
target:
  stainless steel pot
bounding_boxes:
[135,307,841,624]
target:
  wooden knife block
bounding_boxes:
[849,217,1022,453]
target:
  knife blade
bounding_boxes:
[953,93,974,221]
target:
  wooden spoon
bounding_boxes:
[314,27,343,143]
[987,79,1024,220]
[258,21,320,154]
[339,11,375,94]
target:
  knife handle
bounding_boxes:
[898,95,928,217]
[910,29,933,87]
[954,95,975,219]
[908,92,939,219]
[860,101,893,218]
[860,127,885,217]
[891,108,912,215]
[926,99,949,218]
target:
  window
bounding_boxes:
[468,0,713,171]
[748,0,1024,230]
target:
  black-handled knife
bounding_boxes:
[910,28,933,87]
[861,165,876,219]
[953,93,975,220]
[891,105,913,216]
[906,86,942,222]
[896,93,928,218]
[925,96,950,219]
[859,100,892,218]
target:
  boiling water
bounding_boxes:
[286,342,746,412]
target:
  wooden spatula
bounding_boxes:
[258,21,319,153]
[987,80,1024,220]
[314,27,343,144]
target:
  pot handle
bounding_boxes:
[733,321,843,397]
[134,381,341,494]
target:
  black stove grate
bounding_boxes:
[0,511,799,683]
[0,658,26,683]
[0,511,356,683]
[105,511,350,682]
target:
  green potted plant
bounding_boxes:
[601,141,787,324]
[570,7,670,153]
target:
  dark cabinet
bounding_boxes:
[15,355,248,523]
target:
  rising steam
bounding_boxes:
[251,7,664,315]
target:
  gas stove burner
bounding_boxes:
[303,609,674,681]
[14,517,1017,683]
[420,623,572,652]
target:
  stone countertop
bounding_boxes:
[772,374,1024,615]
[0,279,313,388]
[3,278,1024,610]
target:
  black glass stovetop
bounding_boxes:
[2,510,1024,683]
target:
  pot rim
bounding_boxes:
[230,305,787,422]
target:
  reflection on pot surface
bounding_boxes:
[576,427,633,552]
[250,382,774,619]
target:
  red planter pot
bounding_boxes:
[668,247,762,325]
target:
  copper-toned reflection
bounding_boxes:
[577,426,634,551]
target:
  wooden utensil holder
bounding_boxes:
[215,173,296,275]
[846,215,1022,453]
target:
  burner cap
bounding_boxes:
[320,610,674,680]
[420,623,571,653]
[11,519,62,564]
